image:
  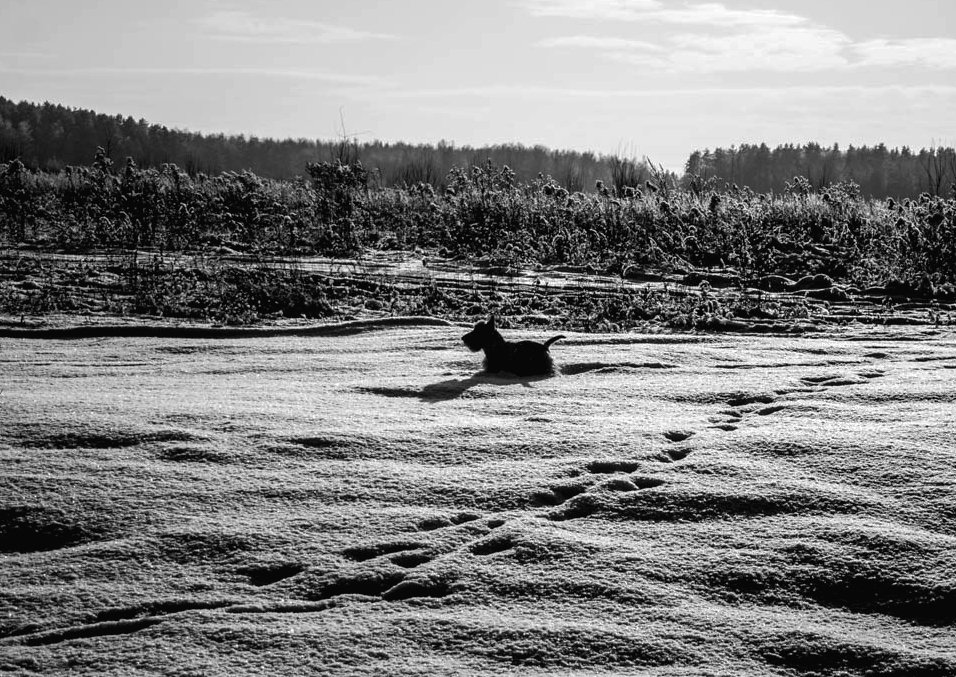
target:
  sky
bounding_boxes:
[1,0,954,170]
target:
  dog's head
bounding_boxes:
[462,315,500,352]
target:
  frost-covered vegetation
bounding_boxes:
[2,155,955,291]
[1,153,954,329]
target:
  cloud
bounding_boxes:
[539,26,850,72]
[661,26,850,72]
[645,3,806,28]
[528,0,846,72]
[523,0,660,20]
[355,83,956,102]
[853,38,956,69]
[0,51,53,59]
[540,30,956,73]
[523,0,805,27]
[196,10,397,44]
[0,65,384,86]
[530,1,956,72]
[536,35,661,51]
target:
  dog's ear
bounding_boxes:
[487,314,496,328]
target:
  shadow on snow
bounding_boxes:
[360,372,553,402]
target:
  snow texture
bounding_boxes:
[1,322,955,676]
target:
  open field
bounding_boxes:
[2,320,955,675]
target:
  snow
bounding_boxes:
[1,322,955,675]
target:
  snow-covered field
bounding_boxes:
[2,321,955,675]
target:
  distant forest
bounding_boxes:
[0,96,619,190]
[1,95,954,198]
[687,143,955,199]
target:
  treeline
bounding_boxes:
[0,96,642,189]
[3,96,955,199]
[686,143,956,199]
[0,96,310,177]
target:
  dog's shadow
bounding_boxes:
[361,372,553,403]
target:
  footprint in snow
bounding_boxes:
[658,446,692,462]
[416,512,482,532]
[725,393,777,407]
[709,423,739,431]
[801,374,867,387]
[470,535,516,556]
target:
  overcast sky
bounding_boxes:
[1,0,954,169]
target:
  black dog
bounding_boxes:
[462,315,565,376]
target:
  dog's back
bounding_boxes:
[485,339,556,376]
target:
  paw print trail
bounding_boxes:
[264,327,953,662]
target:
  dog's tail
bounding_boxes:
[544,335,566,350]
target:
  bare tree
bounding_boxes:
[946,148,956,196]
[560,161,584,193]
[97,117,117,161]
[331,108,369,166]
[395,150,440,186]
[919,145,948,196]
[608,154,648,197]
